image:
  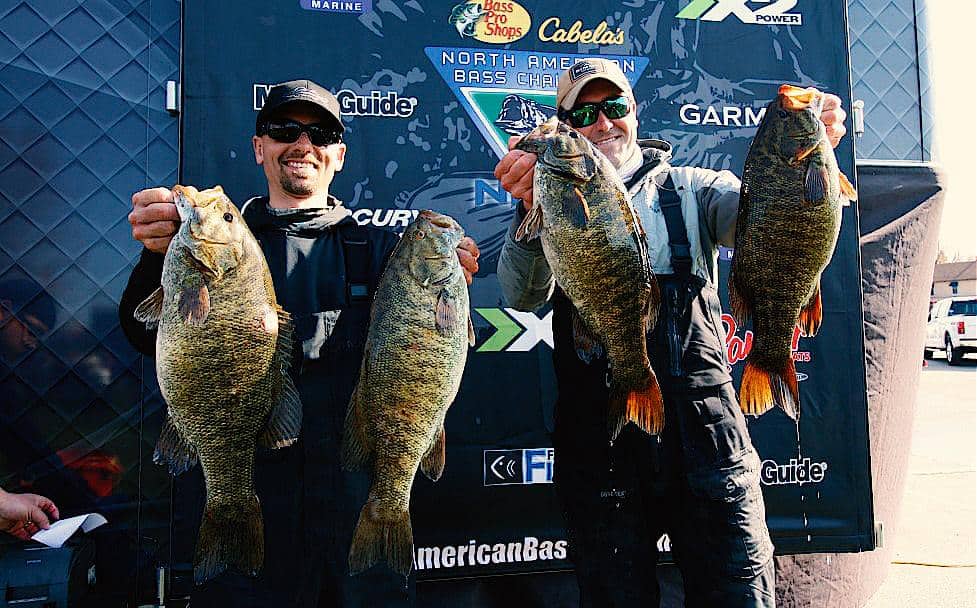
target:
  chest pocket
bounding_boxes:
[291,224,375,362]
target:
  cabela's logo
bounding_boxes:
[537,17,625,45]
[448,1,531,44]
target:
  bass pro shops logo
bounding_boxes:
[676,0,803,26]
[449,1,531,44]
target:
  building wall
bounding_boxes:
[934,280,977,299]
[0,0,180,602]
[848,0,934,161]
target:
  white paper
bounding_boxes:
[30,513,107,548]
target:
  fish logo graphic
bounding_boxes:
[449,2,486,37]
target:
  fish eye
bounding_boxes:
[413,230,425,241]
[223,212,234,222]
[778,109,789,118]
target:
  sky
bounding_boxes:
[924,2,976,260]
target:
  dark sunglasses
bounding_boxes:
[558,95,631,128]
[260,119,343,146]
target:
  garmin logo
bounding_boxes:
[760,458,827,486]
[679,103,766,127]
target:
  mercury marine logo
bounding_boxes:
[351,208,419,228]
[300,0,370,14]
[676,0,803,26]
[414,537,567,570]
[484,448,554,485]
[760,458,827,486]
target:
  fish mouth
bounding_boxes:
[779,85,821,111]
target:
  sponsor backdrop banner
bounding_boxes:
[183,0,873,579]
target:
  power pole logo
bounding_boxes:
[676,0,803,26]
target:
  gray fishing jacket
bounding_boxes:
[497,139,742,312]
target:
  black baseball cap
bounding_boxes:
[255,79,344,134]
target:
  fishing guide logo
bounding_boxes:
[253,84,417,118]
[448,1,531,44]
[676,0,803,26]
[760,458,827,486]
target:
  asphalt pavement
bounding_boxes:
[863,353,976,607]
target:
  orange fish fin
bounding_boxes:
[133,286,164,328]
[514,204,544,241]
[797,282,823,337]
[739,360,799,419]
[420,424,446,482]
[739,361,775,416]
[609,374,665,440]
[153,411,197,475]
[194,494,263,584]
[178,283,210,326]
[568,187,590,227]
[348,502,414,577]
[436,289,459,335]
[839,172,857,201]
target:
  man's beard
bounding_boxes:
[280,173,316,196]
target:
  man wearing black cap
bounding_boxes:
[495,60,847,607]
[119,79,479,607]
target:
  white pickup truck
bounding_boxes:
[925,296,977,365]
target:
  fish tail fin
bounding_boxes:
[348,502,414,577]
[739,359,799,419]
[608,373,665,440]
[194,494,263,584]
[797,282,823,337]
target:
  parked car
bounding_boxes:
[925,296,977,365]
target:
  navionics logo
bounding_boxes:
[676,0,803,26]
[414,537,567,571]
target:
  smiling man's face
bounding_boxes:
[572,79,639,170]
[252,102,346,207]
